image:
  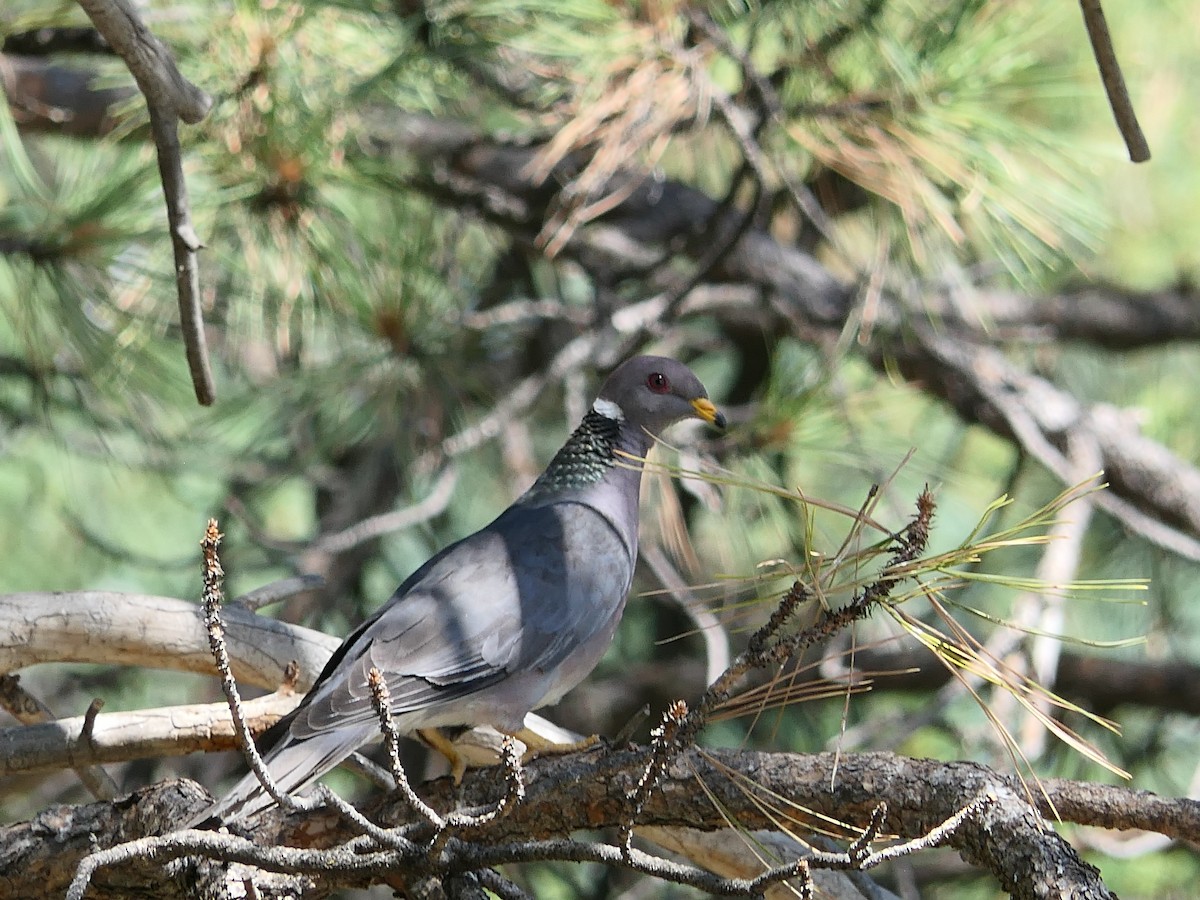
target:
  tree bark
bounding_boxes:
[3,749,1159,900]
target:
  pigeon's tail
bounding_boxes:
[183,724,376,829]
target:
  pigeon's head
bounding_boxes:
[594,355,726,435]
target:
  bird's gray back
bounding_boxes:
[286,498,635,739]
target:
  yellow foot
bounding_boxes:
[509,728,601,764]
[417,727,468,784]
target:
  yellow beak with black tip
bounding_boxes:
[691,397,727,429]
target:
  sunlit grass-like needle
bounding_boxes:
[642,456,1144,798]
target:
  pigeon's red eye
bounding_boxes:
[646,372,671,394]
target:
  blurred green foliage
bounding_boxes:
[1,0,1197,894]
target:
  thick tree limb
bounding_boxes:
[938,286,1200,349]
[0,586,1135,897]
[3,750,1155,899]
[0,590,334,780]
[0,591,338,688]
[1042,775,1200,840]
[0,691,301,777]
[0,588,1171,898]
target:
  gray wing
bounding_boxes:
[289,498,634,738]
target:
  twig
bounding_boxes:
[915,329,1200,562]
[72,699,118,800]
[343,751,399,790]
[317,465,459,554]
[462,299,591,330]
[692,796,992,895]
[845,802,888,863]
[80,698,104,745]
[622,700,689,857]
[658,165,766,327]
[233,574,326,611]
[1078,0,1150,162]
[369,667,523,855]
[200,519,314,815]
[444,735,525,831]
[806,794,995,868]
[66,830,409,900]
[368,667,447,831]
[75,0,216,404]
[149,100,214,405]
[477,799,990,898]
[686,9,836,243]
[474,868,533,900]
[312,783,421,851]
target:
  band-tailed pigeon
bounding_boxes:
[192,355,724,823]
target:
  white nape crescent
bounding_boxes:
[592,397,625,421]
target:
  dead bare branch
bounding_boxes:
[1077,0,1151,162]
[0,692,300,777]
[899,327,1200,561]
[233,575,326,612]
[75,0,215,404]
[0,590,339,688]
